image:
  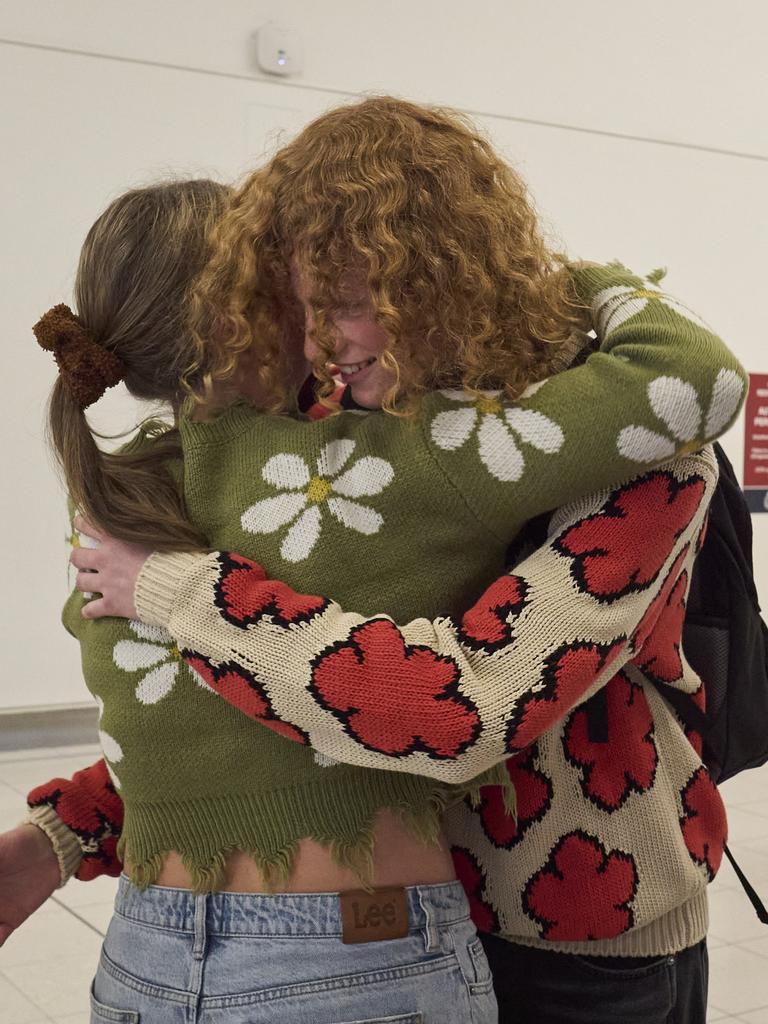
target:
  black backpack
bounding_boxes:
[663,442,768,922]
[670,442,768,784]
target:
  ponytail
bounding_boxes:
[40,179,230,551]
[47,379,205,551]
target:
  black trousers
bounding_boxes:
[479,934,708,1024]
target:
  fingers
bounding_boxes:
[73,514,104,542]
[70,547,100,571]
[75,571,100,596]
[71,551,101,596]
[81,596,109,620]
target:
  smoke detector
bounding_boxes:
[256,24,304,77]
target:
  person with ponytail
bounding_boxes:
[0,179,231,960]
[41,179,224,553]
[3,97,748,1024]
[8,170,500,1024]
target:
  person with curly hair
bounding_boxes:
[187,97,589,420]
[10,98,744,1023]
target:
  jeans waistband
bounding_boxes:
[114,875,470,938]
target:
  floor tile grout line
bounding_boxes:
[50,894,107,938]
[0,962,53,1021]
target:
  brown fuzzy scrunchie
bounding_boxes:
[33,304,124,409]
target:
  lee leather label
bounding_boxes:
[340,887,410,944]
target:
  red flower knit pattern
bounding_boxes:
[680,767,727,879]
[476,745,552,848]
[27,760,123,879]
[685,684,707,757]
[523,831,639,941]
[634,572,688,685]
[310,620,481,757]
[555,472,706,601]
[214,552,328,628]
[630,548,690,656]
[563,672,658,812]
[459,575,528,651]
[505,640,625,753]
[452,847,499,933]
[29,446,722,946]
[184,652,308,745]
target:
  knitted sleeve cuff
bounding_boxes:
[25,804,83,888]
[135,551,209,628]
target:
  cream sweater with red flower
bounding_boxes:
[132,447,721,955]
[31,447,723,955]
[28,264,740,952]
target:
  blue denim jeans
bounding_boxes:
[90,876,498,1024]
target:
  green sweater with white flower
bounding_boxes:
[62,263,747,890]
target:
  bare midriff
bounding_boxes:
[126,809,457,892]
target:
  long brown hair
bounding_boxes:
[188,96,586,416]
[47,179,230,550]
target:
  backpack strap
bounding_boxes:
[712,443,761,609]
[723,844,768,924]
[658,684,768,924]
[585,688,610,743]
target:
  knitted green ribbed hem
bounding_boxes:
[117,772,448,893]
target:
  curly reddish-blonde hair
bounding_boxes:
[187,96,587,415]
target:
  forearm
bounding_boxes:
[425,264,744,541]
[136,449,717,784]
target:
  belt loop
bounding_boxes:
[192,893,208,961]
[417,888,440,953]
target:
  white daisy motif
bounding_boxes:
[617,368,745,463]
[113,621,213,706]
[430,390,564,483]
[593,280,712,339]
[94,695,123,790]
[241,440,394,563]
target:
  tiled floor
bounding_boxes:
[0,746,767,1022]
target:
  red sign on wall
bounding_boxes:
[744,373,768,513]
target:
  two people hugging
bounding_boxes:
[1,96,746,1024]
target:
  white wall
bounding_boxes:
[2,2,767,708]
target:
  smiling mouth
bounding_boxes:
[333,357,377,378]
